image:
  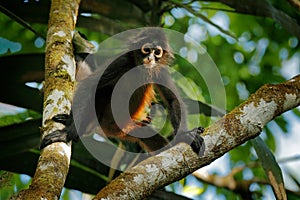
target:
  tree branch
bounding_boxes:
[206,0,300,39]
[192,163,268,197]
[94,75,300,199]
[14,0,80,199]
[288,0,300,12]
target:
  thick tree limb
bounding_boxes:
[13,0,80,199]
[95,75,300,199]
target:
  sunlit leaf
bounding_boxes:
[182,185,204,196]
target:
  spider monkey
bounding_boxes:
[40,28,204,155]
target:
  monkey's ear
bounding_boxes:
[73,31,98,81]
[73,31,97,56]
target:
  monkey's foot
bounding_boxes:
[175,127,205,156]
[40,130,76,150]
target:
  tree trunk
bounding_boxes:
[12,0,80,199]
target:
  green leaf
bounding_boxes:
[265,127,276,152]
[252,137,287,200]
[292,108,300,117]
[274,116,288,133]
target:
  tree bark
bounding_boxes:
[13,0,80,199]
[94,75,300,199]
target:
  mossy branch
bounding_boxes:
[95,75,300,199]
[13,0,81,199]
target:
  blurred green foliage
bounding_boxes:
[0,0,300,199]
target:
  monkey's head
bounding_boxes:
[130,28,174,70]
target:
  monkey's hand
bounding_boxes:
[134,117,151,127]
[40,114,79,149]
[174,127,205,157]
[52,114,70,125]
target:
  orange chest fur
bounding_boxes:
[129,84,155,121]
[99,83,156,136]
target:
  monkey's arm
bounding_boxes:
[154,67,188,133]
[154,68,204,154]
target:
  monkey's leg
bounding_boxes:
[138,134,169,154]
[121,125,169,154]
[40,114,79,149]
[132,126,205,155]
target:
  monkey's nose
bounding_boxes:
[143,54,155,66]
[145,57,153,63]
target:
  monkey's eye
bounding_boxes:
[154,46,163,58]
[141,43,151,54]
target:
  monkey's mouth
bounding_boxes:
[143,59,156,69]
[143,63,156,69]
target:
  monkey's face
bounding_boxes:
[130,28,174,71]
[133,42,172,72]
[140,43,164,69]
